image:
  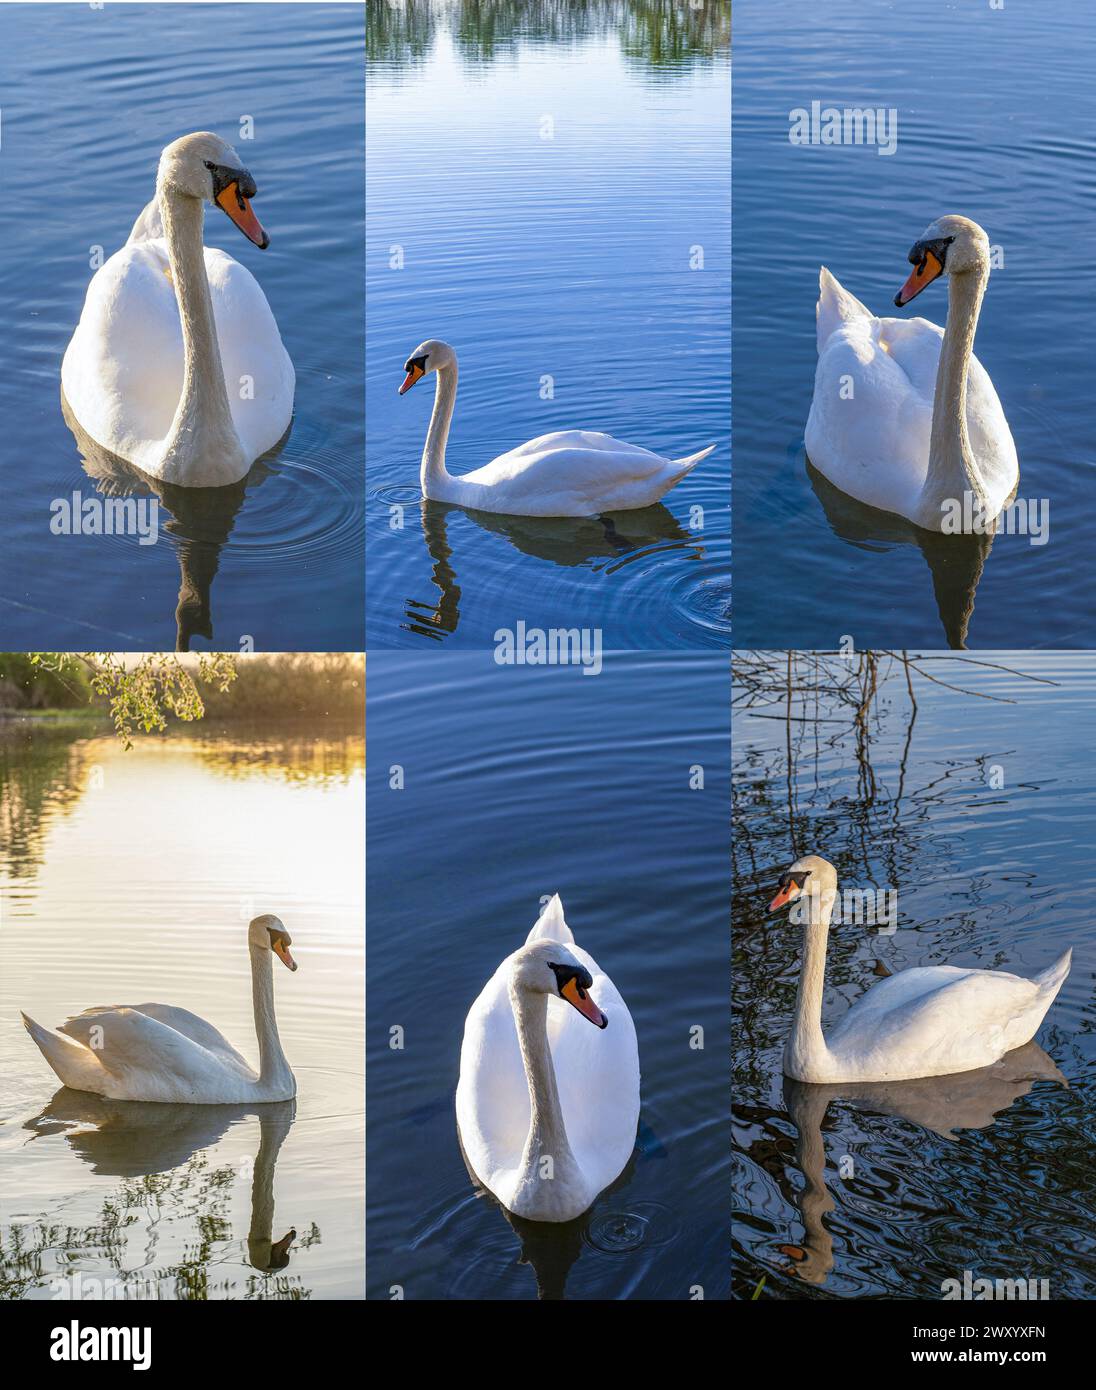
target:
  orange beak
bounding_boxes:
[399,364,424,395]
[769,882,799,911]
[272,938,297,972]
[215,181,269,249]
[895,248,944,307]
[561,975,607,1029]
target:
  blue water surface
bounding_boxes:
[733,0,1096,648]
[367,2,730,649]
[0,2,364,651]
[367,650,730,1299]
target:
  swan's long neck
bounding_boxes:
[157,183,245,474]
[510,984,580,1197]
[420,362,457,498]
[786,890,835,1079]
[924,262,990,521]
[250,945,292,1089]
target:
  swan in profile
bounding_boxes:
[805,215,1018,533]
[399,339,714,516]
[62,132,294,487]
[769,856,1071,1083]
[22,915,298,1104]
[456,895,640,1222]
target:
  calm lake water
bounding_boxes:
[0,3,364,652]
[733,0,1096,648]
[367,652,729,1299]
[366,2,730,649]
[0,720,364,1300]
[732,653,1096,1299]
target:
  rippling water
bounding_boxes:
[0,720,364,1299]
[367,652,729,1298]
[0,3,364,651]
[366,1,731,649]
[732,653,1096,1299]
[733,0,1096,648]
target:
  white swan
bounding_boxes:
[21,915,298,1104]
[770,856,1071,1084]
[804,215,1018,532]
[456,895,640,1223]
[62,132,295,487]
[399,339,714,517]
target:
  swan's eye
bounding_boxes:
[547,961,592,998]
[204,160,256,203]
[909,235,954,270]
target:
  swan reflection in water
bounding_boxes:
[806,459,995,651]
[24,1090,299,1279]
[404,498,706,640]
[458,1135,642,1301]
[61,390,290,652]
[778,1041,1067,1286]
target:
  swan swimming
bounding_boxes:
[62,131,295,487]
[22,915,298,1104]
[399,339,714,517]
[805,215,1018,532]
[770,856,1070,1084]
[456,895,640,1222]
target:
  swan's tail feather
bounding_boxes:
[817,266,873,352]
[21,1011,94,1089]
[1033,948,1071,1000]
[668,444,716,479]
[526,893,575,945]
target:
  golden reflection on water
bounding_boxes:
[189,728,365,786]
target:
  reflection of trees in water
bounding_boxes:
[733,652,922,934]
[186,728,365,787]
[0,1151,320,1301]
[0,723,99,883]
[0,723,364,889]
[368,0,730,75]
[5,1097,319,1301]
[732,651,1052,898]
[618,0,729,70]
